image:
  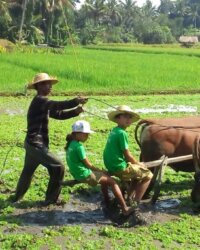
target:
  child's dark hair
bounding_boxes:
[65,132,76,149]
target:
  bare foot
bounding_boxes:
[122,206,135,216]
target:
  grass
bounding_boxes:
[85,43,200,57]
[0,94,200,249]
[1,45,200,94]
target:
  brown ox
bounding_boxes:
[135,116,200,202]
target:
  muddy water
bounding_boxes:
[0,108,25,115]
[14,191,113,230]
[81,104,197,119]
[12,190,184,232]
[0,104,197,117]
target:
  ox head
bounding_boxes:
[191,135,200,203]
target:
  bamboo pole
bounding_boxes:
[144,154,193,168]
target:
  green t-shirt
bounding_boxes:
[103,126,128,173]
[66,140,92,180]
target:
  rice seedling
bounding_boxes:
[1,46,200,95]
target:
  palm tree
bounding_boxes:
[0,0,12,24]
[174,0,187,17]
[0,0,12,38]
[40,0,74,43]
[19,0,28,41]
[119,0,138,32]
[142,0,157,19]
[105,0,121,27]
[188,4,200,30]
[83,0,106,25]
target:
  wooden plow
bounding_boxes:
[144,154,193,204]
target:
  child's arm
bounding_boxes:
[123,149,140,165]
[82,158,107,173]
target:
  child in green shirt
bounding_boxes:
[103,105,153,204]
[65,120,134,216]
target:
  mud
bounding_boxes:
[134,104,197,114]
[2,89,200,97]
[8,190,190,233]
[0,108,24,115]
[81,104,197,121]
[0,104,197,117]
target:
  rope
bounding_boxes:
[83,97,117,120]
[60,1,83,83]
[88,97,117,109]
[147,123,200,133]
[84,110,108,121]
[0,130,25,178]
[139,119,200,133]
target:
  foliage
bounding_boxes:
[0,45,6,53]
[0,39,15,52]
[1,0,200,45]
[143,25,176,44]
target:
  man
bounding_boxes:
[12,72,87,205]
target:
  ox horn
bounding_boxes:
[192,135,200,173]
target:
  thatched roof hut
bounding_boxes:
[179,36,198,47]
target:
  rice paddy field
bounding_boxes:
[1,45,200,249]
[1,44,200,95]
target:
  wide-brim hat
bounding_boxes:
[27,73,58,89]
[108,105,140,123]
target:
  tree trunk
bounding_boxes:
[19,0,28,42]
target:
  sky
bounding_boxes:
[136,0,160,7]
[76,0,161,10]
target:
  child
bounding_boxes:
[103,105,153,206]
[65,120,134,216]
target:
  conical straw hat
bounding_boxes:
[27,73,58,89]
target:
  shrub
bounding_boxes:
[0,39,15,52]
[0,45,6,53]
[143,25,175,44]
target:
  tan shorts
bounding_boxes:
[80,170,103,187]
[114,162,153,182]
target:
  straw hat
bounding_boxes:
[108,105,140,123]
[27,73,58,89]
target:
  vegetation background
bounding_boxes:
[0,0,200,46]
[1,0,200,249]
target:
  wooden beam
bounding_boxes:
[144,154,193,168]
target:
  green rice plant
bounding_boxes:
[1,46,200,95]
[1,94,200,249]
[85,43,200,57]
